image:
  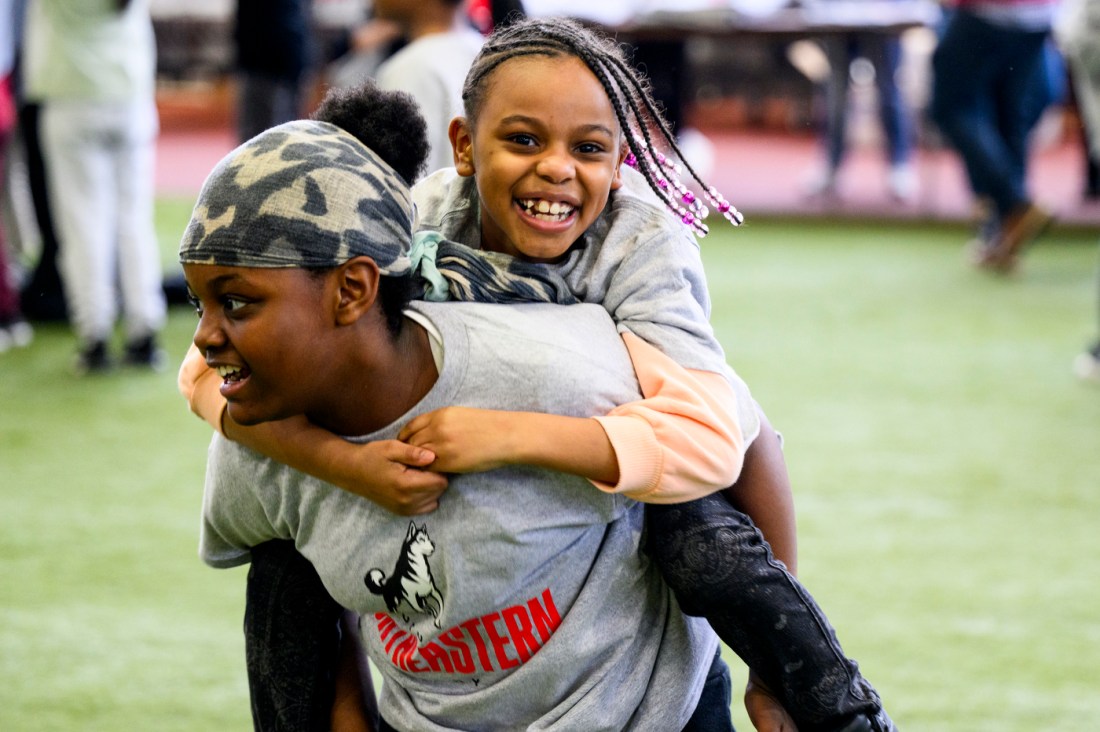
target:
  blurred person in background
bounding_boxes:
[21,0,166,373]
[1056,0,1100,381]
[930,0,1062,273]
[234,0,315,142]
[467,0,528,33]
[8,0,67,324]
[324,0,526,179]
[0,0,33,353]
[1076,255,1100,383]
[802,0,918,203]
[370,0,491,177]
[1057,0,1100,200]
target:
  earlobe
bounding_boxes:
[449,117,476,177]
[334,257,381,326]
[609,143,628,191]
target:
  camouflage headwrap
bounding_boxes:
[179,120,414,273]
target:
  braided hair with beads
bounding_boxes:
[460,16,744,236]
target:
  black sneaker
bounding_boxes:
[74,340,112,375]
[123,335,167,371]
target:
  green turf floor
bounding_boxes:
[1,201,1097,730]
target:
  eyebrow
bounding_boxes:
[499,115,616,138]
[207,273,246,289]
[188,272,247,298]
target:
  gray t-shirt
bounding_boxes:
[200,301,717,731]
[412,166,762,443]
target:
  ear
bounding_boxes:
[333,257,381,326]
[610,142,628,191]
[449,117,476,178]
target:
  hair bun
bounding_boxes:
[312,80,430,184]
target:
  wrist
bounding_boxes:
[497,413,534,467]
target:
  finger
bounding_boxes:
[405,499,440,516]
[398,468,449,491]
[383,439,436,466]
[404,444,437,466]
[389,499,438,517]
[394,479,447,515]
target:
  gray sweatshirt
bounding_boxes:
[412,166,762,443]
[199,301,718,731]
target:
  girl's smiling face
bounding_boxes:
[450,54,626,263]
[185,263,339,428]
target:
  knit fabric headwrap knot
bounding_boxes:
[411,230,578,305]
[179,120,414,273]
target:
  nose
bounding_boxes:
[535,146,575,184]
[192,307,226,356]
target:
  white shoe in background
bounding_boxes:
[888,163,917,202]
[1073,343,1100,384]
[803,167,839,199]
[0,319,33,354]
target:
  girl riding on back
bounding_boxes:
[179,16,895,731]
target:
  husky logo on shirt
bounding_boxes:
[365,522,445,638]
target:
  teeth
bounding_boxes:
[519,198,574,221]
[217,365,242,380]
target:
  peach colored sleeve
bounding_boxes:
[177,343,228,435]
[590,332,745,503]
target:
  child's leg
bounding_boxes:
[244,539,345,731]
[645,495,887,731]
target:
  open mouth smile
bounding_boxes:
[517,197,576,224]
[214,363,252,398]
[217,364,247,382]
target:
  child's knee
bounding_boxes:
[644,498,765,614]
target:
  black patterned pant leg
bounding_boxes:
[244,539,344,732]
[645,494,882,732]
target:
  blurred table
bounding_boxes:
[527,0,943,39]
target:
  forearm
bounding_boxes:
[505,413,620,484]
[183,345,443,514]
[723,411,798,575]
[178,343,227,432]
[221,415,445,515]
[222,414,361,491]
[180,346,327,470]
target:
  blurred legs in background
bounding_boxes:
[806,32,916,202]
[0,72,33,353]
[40,98,166,372]
[931,11,1057,272]
[1057,0,1100,380]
